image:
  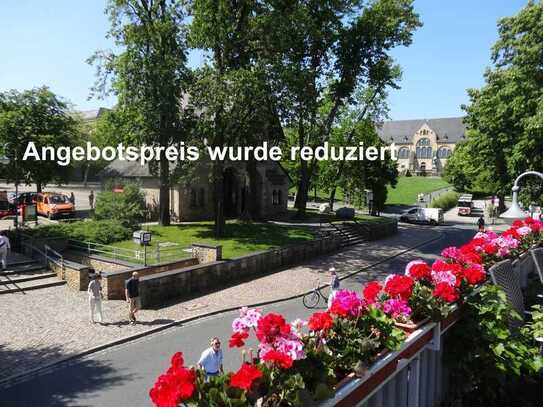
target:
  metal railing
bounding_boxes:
[66,239,191,266]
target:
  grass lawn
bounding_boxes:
[111,220,316,261]
[386,177,450,206]
[275,208,391,225]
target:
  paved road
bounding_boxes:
[0,223,475,407]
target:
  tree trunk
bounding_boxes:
[295,160,309,217]
[158,152,170,226]
[213,162,225,237]
[329,187,337,211]
[36,182,42,193]
[246,158,260,220]
[83,164,90,187]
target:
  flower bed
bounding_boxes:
[149,218,543,407]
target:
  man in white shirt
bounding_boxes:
[0,231,10,271]
[197,337,224,379]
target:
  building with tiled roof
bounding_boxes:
[377,117,466,175]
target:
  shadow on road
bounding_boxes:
[0,343,134,407]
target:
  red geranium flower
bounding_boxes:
[384,275,414,301]
[463,265,486,285]
[256,313,290,344]
[363,281,382,304]
[229,331,249,348]
[512,219,524,228]
[483,243,497,255]
[502,228,520,240]
[150,353,197,407]
[408,263,432,281]
[433,282,459,303]
[261,350,293,369]
[230,363,263,391]
[308,311,334,332]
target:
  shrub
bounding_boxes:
[430,191,459,211]
[94,183,145,229]
[21,219,131,245]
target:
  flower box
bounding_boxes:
[394,317,430,334]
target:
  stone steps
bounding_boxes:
[0,275,65,294]
[0,263,44,276]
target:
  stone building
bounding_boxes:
[99,159,290,221]
[377,117,466,176]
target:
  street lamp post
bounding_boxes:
[500,171,543,224]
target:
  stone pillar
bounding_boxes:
[192,243,222,263]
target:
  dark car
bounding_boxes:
[16,192,38,205]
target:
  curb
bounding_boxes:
[0,226,444,389]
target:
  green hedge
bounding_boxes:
[430,191,460,211]
[21,219,132,245]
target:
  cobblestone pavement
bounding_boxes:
[0,225,440,382]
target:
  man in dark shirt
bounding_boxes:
[125,271,140,324]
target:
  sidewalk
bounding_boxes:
[0,225,440,382]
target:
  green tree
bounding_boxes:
[94,183,146,229]
[89,0,191,226]
[0,87,78,191]
[446,1,543,209]
[189,0,282,235]
[257,0,420,216]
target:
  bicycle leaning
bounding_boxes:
[302,280,330,308]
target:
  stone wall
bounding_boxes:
[63,251,133,274]
[192,243,222,263]
[48,259,91,291]
[366,220,398,240]
[139,235,342,308]
[101,257,199,300]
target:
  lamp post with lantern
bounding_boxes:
[500,171,543,225]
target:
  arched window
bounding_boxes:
[189,189,197,208]
[437,147,450,159]
[416,138,432,159]
[278,190,283,205]
[398,147,409,159]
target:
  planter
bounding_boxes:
[441,305,461,332]
[394,317,430,334]
[334,349,392,391]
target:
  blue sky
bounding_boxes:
[0,0,529,120]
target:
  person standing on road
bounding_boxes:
[88,190,95,210]
[0,231,11,271]
[477,216,485,232]
[328,267,340,308]
[125,271,140,324]
[69,192,75,205]
[87,273,103,324]
[197,337,224,379]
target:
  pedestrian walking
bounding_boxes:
[125,271,140,324]
[197,337,224,379]
[87,273,103,324]
[89,190,95,210]
[327,267,340,308]
[477,216,485,232]
[69,192,75,205]
[0,231,11,271]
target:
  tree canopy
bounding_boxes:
[445,1,543,206]
[0,87,78,191]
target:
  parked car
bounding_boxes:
[0,191,15,219]
[399,207,444,226]
[16,192,38,205]
[457,194,473,216]
[36,192,75,219]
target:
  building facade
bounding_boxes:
[377,117,466,176]
[100,159,290,221]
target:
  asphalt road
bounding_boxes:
[0,223,476,407]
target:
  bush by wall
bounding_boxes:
[430,191,460,211]
[21,219,131,245]
[94,183,146,229]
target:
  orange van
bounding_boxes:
[36,192,75,219]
